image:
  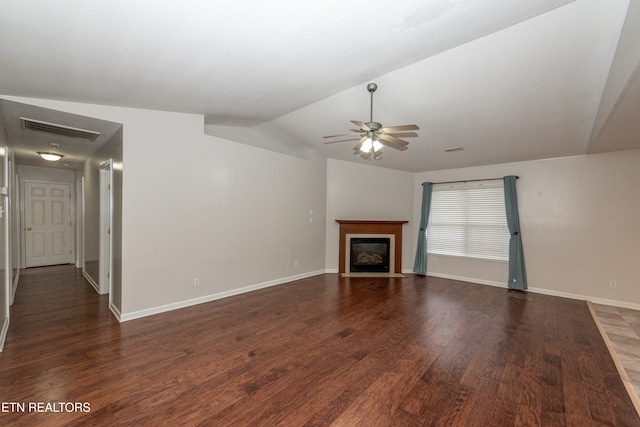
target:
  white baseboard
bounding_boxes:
[587,297,640,311]
[118,269,640,323]
[109,301,122,321]
[525,286,640,310]
[82,270,100,294]
[10,269,20,305]
[119,270,326,322]
[427,271,640,311]
[425,271,507,289]
[0,316,9,352]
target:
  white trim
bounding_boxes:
[427,271,640,311]
[119,270,640,324]
[10,269,20,305]
[427,253,508,265]
[426,271,506,289]
[119,270,326,322]
[0,316,8,351]
[3,147,9,346]
[99,160,113,296]
[586,297,640,311]
[109,301,122,321]
[83,270,100,294]
[75,178,84,269]
[530,288,640,311]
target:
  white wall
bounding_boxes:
[326,159,414,272]
[17,165,74,184]
[120,109,327,316]
[414,150,640,308]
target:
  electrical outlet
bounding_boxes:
[294,260,299,267]
[194,278,200,287]
[609,280,617,289]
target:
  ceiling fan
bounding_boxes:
[323,83,419,160]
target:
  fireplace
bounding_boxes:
[336,220,408,277]
[349,237,391,273]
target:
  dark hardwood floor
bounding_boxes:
[1,265,638,426]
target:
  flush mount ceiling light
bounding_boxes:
[38,151,64,162]
[323,83,419,160]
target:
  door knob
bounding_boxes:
[27,227,32,231]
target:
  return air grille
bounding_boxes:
[445,146,464,153]
[20,117,101,141]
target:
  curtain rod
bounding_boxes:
[430,176,519,185]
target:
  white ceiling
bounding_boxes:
[1,0,639,172]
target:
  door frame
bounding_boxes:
[99,160,113,296]
[1,146,9,351]
[76,177,84,269]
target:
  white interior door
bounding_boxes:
[24,182,71,267]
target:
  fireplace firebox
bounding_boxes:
[336,220,408,276]
[349,237,390,273]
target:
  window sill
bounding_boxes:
[427,253,508,264]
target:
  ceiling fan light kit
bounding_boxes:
[323,83,419,160]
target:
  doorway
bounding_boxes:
[99,160,113,296]
[23,181,72,267]
[76,178,84,269]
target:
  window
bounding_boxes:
[427,182,510,261]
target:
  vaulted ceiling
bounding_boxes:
[1,0,639,172]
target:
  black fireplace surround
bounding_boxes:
[349,237,391,273]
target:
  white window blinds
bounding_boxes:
[427,182,510,261]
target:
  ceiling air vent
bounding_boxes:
[20,117,101,142]
[445,147,464,153]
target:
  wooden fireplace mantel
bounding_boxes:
[336,220,409,274]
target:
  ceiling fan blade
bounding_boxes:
[382,132,418,138]
[323,138,360,144]
[381,124,419,133]
[323,132,361,139]
[351,120,371,131]
[378,134,409,151]
[352,136,367,152]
